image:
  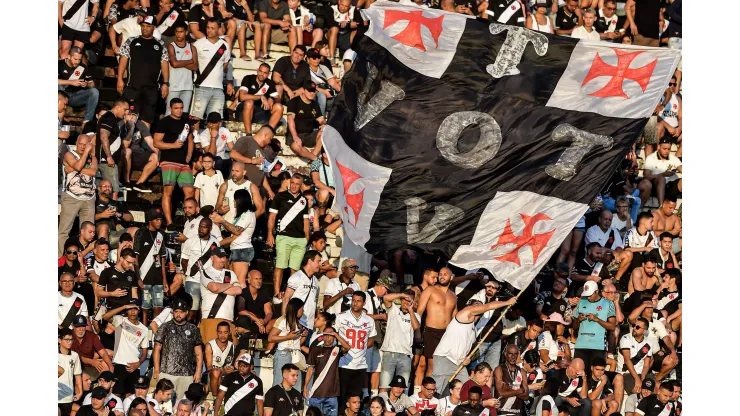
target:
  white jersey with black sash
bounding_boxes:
[62,0,96,32]
[200,265,239,321]
[59,291,88,329]
[207,339,235,369]
[617,333,653,375]
[181,236,220,284]
[193,37,230,88]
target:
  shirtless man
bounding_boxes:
[628,255,662,294]
[409,268,438,390]
[652,197,681,253]
[415,267,458,388]
[410,269,438,306]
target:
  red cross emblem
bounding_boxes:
[382,10,444,52]
[581,49,658,99]
[571,380,578,386]
[248,382,255,388]
[529,373,535,381]
[596,305,602,311]
[669,294,675,300]
[184,49,190,55]
[136,331,142,336]
[490,213,555,266]
[74,71,80,76]
[332,350,338,356]
[641,346,649,353]
[221,134,227,140]
[169,13,176,20]
[74,300,82,308]
[511,5,516,9]
[516,375,521,382]
[336,160,364,227]
[218,48,224,55]
[673,104,677,109]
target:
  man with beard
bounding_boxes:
[214,353,265,416]
[94,179,136,246]
[409,268,437,389]
[628,255,661,295]
[569,242,611,297]
[494,344,529,416]
[417,267,458,380]
[432,297,518,395]
[177,198,223,243]
[153,298,204,402]
[217,161,265,228]
[71,315,114,376]
[628,301,678,383]
[181,217,220,320]
[95,248,138,316]
[573,282,617,373]
[535,276,576,324]
[470,280,506,381]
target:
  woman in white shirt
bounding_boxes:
[268,298,307,388]
[526,1,554,34]
[212,189,256,287]
[437,379,463,416]
[538,313,570,367]
[533,378,560,416]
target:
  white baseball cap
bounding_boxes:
[237,353,252,365]
[581,281,598,297]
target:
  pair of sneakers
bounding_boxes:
[121,182,153,193]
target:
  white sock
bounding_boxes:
[371,389,378,398]
[362,388,369,399]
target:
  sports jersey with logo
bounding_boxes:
[380,304,420,356]
[200,265,239,321]
[286,270,320,329]
[193,37,230,88]
[220,372,264,416]
[618,333,653,374]
[181,236,220,283]
[58,349,82,403]
[208,339,235,369]
[133,228,166,286]
[324,277,361,314]
[409,393,439,413]
[111,315,148,365]
[59,291,88,329]
[336,310,376,369]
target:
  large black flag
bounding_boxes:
[323,2,679,289]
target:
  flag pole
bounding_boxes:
[447,285,528,383]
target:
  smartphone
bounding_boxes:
[222,197,230,207]
[61,125,71,132]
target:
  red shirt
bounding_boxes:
[460,379,496,415]
[71,330,106,363]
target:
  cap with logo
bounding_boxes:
[581,281,598,297]
[145,206,165,222]
[237,353,252,365]
[390,375,407,388]
[206,112,222,124]
[303,80,317,92]
[73,315,88,327]
[212,246,228,258]
[91,386,109,399]
[306,48,321,59]
[134,376,150,388]
[341,258,359,269]
[127,102,138,114]
[129,297,142,308]
[141,15,155,25]
[172,298,190,312]
[641,378,655,390]
[534,0,552,8]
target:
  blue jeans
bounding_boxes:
[379,351,412,389]
[142,285,164,309]
[273,349,302,388]
[602,188,640,223]
[166,89,193,114]
[470,340,501,375]
[59,86,100,121]
[309,397,338,416]
[316,91,335,116]
[555,395,592,416]
[191,86,225,119]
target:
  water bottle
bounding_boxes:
[178,124,190,142]
[310,16,314,26]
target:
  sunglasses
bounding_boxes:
[66,250,79,255]
[634,325,645,330]
[668,82,677,86]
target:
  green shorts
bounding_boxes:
[160,161,194,188]
[275,235,307,270]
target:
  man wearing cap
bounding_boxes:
[230,125,278,193]
[200,247,243,343]
[432,296,517,394]
[59,328,83,416]
[306,47,340,115]
[123,376,151,413]
[572,281,617,375]
[82,371,125,414]
[374,375,418,416]
[103,299,149,397]
[71,315,114,376]
[76,386,115,416]
[214,353,265,416]
[378,291,421,395]
[134,208,168,326]
[286,80,325,161]
[535,273,576,324]
[233,63,283,135]
[117,14,169,128]
[324,259,362,314]
[154,298,204,401]
[623,378,655,416]
[192,18,231,123]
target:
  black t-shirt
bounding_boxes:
[505,329,537,356]
[96,111,123,163]
[636,395,676,416]
[159,5,188,37]
[98,267,136,311]
[273,57,311,91]
[287,96,322,135]
[120,36,167,88]
[133,228,166,285]
[220,372,264,415]
[95,198,131,230]
[452,403,487,416]
[634,0,662,39]
[586,375,614,399]
[74,405,99,416]
[224,0,251,20]
[258,0,290,22]
[542,295,569,318]
[264,385,303,416]
[555,8,580,31]
[569,257,610,297]
[553,369,585,398]
[270,190,308,238]
[239,289,272,328]
[59,263,82,279]
[189,4,225,36]
[155,115,194,164]
[58,60,91,94]
[650,248,676,271]
[240,74,279,98]
[485,0,526,26]
[657,289,681,317]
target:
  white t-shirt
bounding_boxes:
[436,396,460,416]
[275,316,303,351]
[58,291,88,329]
[537,331,559,362]
[193,37,230,88]
[111,315,148,365]
[83,392,124,412]
[324,277,362,314]
[200,266,239,321]
[624,228,659,251]
[646,318,669,353]
[180,236,220,283]
[113,16,163,46]
[335,310,377,369]
[60,0,99,32]
[380,304,419,356]
[194,171,225,208]
[197,127,233,159]
[147,393,174,415]
[183,214,223,242]
[287,270,320,329]
[584,225,624,249]
[409,393,440,413]
[58,350,82,403]
[571,26,601,41]
[643,152,682,183]
[123,394,147,414]
[231,211,256,250]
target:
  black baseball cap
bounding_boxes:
[97,371,118,382]
[134,376,150,388]
[390,375,407,388]
[212,246,228,258]
[127,102,138,114]
[306,48,321,59]
[146,206,165,222]
[206,112,222,124]
[454,0,471,5]
[185,383,205,400]
[172,298,190,312]
[73,315,88,327]
[91,386,109,399]
[128,297,142,308]
[303,80,317,92]
[658,136,673,145]
[642,378,656,390]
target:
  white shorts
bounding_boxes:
[366,345,382,373]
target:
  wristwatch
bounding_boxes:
[162,81,170,86]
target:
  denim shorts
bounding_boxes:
[185,281,201,310]
[142,285,164,309]
[230,247,255,263]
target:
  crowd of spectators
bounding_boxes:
[58,0,682,415]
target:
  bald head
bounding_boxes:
[570,358,585,371]
[248,269,263,288]
[598,210,613,230]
